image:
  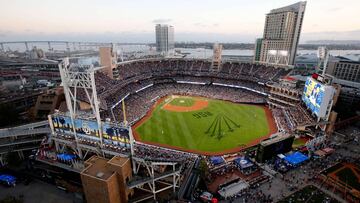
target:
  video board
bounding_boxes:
[51,115,100,139]
[102,122,130,145]
[256,135,294,163]
[50,115,130,145]
[302,77,335,118]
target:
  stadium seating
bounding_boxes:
[87,59,311,134]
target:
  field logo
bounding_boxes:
[205,113,240,140]
[193,111,213,119]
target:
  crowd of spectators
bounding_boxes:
[271,104,315,133]
[85,59,291,117]
[225,188,273,203]
[271,108,292,132]
[133,143,197,163]
[114,59,290,84]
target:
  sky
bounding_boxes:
[0,0,359,43]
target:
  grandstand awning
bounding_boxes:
[210,156,225,165]
[284,152,309,166]
[234,157,254,169]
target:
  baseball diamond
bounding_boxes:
[133,95,277,155]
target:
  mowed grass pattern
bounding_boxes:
[135,96,271,153]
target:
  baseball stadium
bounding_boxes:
[96,58,298,155]
[79,57,319,157]
[32,52,341,202]
[2,1,352,201]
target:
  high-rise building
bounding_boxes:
[255,1,306,65]
[99,45,117,79]
[326,59,360,83]
[322,57,360,107]
[155,24,174,55]
[254,38,263,62]
[211,43,223,71]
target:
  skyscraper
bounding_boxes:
[99,45,117,79]
[255,1,306,65]
[155,24,174,55]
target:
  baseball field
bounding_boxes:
[133,95,277,155]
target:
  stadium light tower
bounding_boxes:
[317,46,330,76]
[58,58,104,146]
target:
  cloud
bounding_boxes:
[152,18,172,24]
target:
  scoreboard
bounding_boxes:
[256,134,294,163]
[302,77,335,119]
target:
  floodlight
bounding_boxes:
[268,50,277,55]
[279,50,288,56]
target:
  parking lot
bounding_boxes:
[0,179,79,203]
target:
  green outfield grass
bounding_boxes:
[135,96,272,153]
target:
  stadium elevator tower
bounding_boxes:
[57,58,134,159]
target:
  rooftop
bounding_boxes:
[269,1,306,14]
[81,156,130,181]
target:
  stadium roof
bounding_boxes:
[284,151,309,166]
[210,156,224,165]
[234,157,254,169]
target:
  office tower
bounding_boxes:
[155,24,174,55]
[211,43,223,71]
[255,1,306,65]
[99,45,117,79]
[326,59,360,83]
[254,38,263,62]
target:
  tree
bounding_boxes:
[198,158,210,181]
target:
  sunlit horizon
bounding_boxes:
[0,0,359,42]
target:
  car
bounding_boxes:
[200,191,213,202]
